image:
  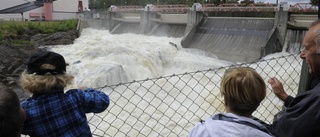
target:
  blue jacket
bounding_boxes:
[188,113,273,137]
[21,88,110,137]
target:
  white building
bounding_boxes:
[0,0,88,21]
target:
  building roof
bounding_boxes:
[0,0,56,14]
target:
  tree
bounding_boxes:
[240,0,253,5]
[310,0,319,18]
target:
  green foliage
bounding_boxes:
[0,20,78,46]
[28,22,41,32]
[14,24,26,35]
[310,0,318,5]
[0,30,3,40]
[0,40,37,46]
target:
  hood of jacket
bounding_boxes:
[189,113,273,137]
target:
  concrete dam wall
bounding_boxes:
[182,17,277,63]
[78,11,287,63]
[82,12,187,38]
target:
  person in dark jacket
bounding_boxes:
[268,19,320,137]
[0,84,25,137]
[20,51,110,137]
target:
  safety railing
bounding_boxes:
[88,54,302,137]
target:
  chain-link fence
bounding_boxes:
[86,53,302,137]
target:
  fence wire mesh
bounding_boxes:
[86,54,302,137]
[20,54,302,137]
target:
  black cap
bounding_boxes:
[27,51,66,75]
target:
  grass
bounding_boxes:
[0,20,78,46]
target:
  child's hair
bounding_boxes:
[220,67,266,115]
[20,71,74,94]
[0,85,23,137]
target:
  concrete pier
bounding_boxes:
[76,3,315,63]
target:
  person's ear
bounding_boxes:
[224,96,228,106]
[224,96,231,112]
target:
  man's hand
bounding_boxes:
[268,77,288,101]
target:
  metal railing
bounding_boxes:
[88,53,302,137]
[97,3,318,13]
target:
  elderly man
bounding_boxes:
[268,20,320,137]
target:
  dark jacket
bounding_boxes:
[269,83,320,137]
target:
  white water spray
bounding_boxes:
[50,28,233,88]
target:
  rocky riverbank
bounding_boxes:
[0,30,78,101]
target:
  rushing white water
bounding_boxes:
[50,28,233,88]
[47,28,301,137]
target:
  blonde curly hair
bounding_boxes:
[20,71,74,95]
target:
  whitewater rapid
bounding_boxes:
[50,28,234,88]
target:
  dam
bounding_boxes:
[9,2,317,137]
[78,3,318,63]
